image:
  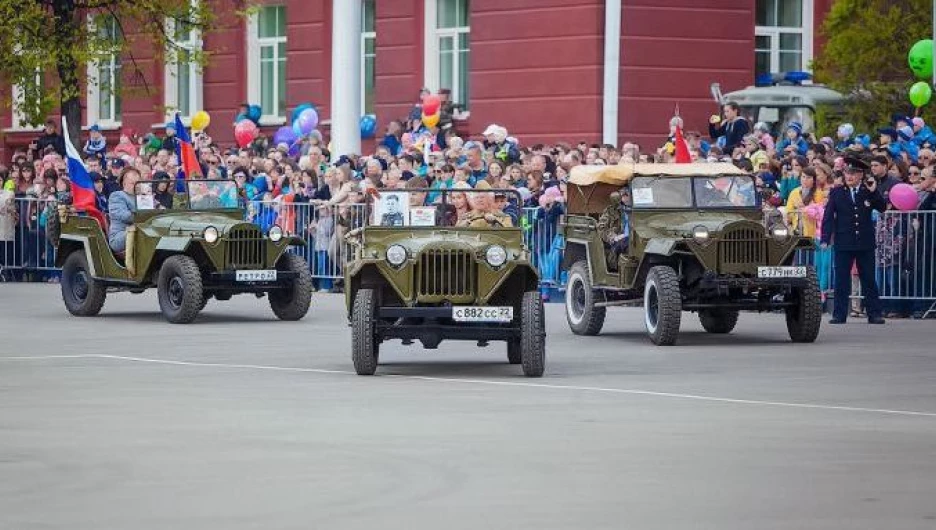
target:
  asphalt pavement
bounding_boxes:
[1,284,935,530]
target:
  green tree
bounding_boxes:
[813,0,932,135]
[0,0,245,143]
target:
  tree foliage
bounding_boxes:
[813,0,932,134]
[0,0,245,141]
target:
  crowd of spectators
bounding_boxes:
[0,93,934,316]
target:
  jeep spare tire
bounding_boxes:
[698,308,739,334]
[157,255,204,324]
[269,253,313,321]
[61,251,107,316]
[565,261,606,336]
[644,265,681,346]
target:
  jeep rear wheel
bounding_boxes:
[351,289,380,375]
[520,290,546,377]
[786,267,822,343]
[644,265,681,346]
[269,254,313,321]
[698,308,739,334]
[61,251,106,316]
[565,261,606,336]
[157,255,204,324]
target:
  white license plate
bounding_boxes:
[757,266,806,279]
[452,306,514,323]
[235,269,277,282]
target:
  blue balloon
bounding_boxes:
[273,126,297,147]
[292,119,303,139]
[247,105,262,123]
[360,114,377,139]
[290,103,316,125]
[235,113,249,123]
[296,108,319,136]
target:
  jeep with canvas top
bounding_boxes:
[52,179,313,323]
[561,163,821,345]
[343,187,545,377]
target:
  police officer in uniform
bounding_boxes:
[820,156,887,324]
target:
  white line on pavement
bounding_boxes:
[4,353,936,418]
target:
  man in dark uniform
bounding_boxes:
[821,156,887,324]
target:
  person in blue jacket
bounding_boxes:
[912,117,935,148]
[776,122,809,156]
[835,123,856,151]
[896,126,920,163]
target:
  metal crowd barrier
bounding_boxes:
[2,195,934,317]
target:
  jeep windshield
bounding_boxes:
[364,188,521,228]
[630,175,757,209]
[133,179,241,211]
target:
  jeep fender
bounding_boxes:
[155,237,192,252]
[644,238,678,256]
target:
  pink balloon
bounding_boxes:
[889,183,919,211]
[234,120,259,148]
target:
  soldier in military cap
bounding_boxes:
[597,188,631,267]
[456,181,513,227]
[380,193,406,226]
[821,155,887,324]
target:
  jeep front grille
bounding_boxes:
[225,225,265,269]
[718,226,766,268]
[417,248,475,301]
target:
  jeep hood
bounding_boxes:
[363,227,522,254]
[636,212,760,239]
[144,211,249,235]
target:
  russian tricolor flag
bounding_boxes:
[174,112,202,191]
[62,117,102,217]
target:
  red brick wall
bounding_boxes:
[374,0,425,137]
[469,0,604,145]
[619,0,755,150]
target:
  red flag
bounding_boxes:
[674,125,691,163]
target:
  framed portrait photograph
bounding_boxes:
[375,191,409,227]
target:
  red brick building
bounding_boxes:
[1,0,833,161]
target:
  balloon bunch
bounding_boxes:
[291,102,319,139]
[234,104,263,147]
[421,94,441,129]
[907,40,934,109]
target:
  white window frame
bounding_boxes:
[423,0,470,110]
[10,69,43,131]
[164,9,204,124]
[86,15,122,128]
[247,5,287,125]
[755,0,814,74]
[361,0,376,114]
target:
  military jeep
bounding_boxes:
[344,188,545,377]
[561,163,821,345]
[53,179,312,323]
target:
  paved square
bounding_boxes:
[2,284,935,529]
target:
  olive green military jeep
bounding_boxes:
[53,179,312,323]
[561,163,821,345]
[344,188,545,377]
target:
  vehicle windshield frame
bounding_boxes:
[629,175,759,210]
[363,187,523,229]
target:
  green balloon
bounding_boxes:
[909,81,933,107]
[908,39,933,79]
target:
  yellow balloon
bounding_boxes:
[191,110,211,131]
[422,111,440,128]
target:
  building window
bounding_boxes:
[248,5,287,123]
[362,0,376,115]
[164,11,203,121]
[755,0,813,78]
[87,15,122,125]
[425,0,470,110]
[11,69,43,130]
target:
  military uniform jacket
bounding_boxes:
[381,211,405,226]
[597,205,624,245]
[820,186,886,251]
[457,210,512,228]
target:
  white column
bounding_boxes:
[602,0,622,146]
[331,0,363,156]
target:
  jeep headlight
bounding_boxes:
[771,225,790,240]
[485,245,508,268]
[386,244,407,266]
[692,225,710,242]
[268,225,284,242]
[203,226,219,244]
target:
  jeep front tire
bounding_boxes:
[61,251,107,316]
[565,261,606,335]
[351,289,380,375]
[269,253,313,321]
[157,255,204,324]
[519,290,546,377]
[786,267,821,343]
[644,265,681,346]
